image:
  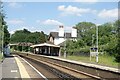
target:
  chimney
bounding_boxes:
[59,25,64,37]
[71,27,77,37]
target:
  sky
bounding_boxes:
[2,0,119,35]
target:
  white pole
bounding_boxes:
[90,48,91,61]
[64,32,66,58]
[96,25,98,63]
[2,25,4,58]
[92,34,94,47]
[90,34,94,61]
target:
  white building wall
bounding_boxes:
[72,27,77,37]
[54,38,65,45]
[53,26,77,45]
[59,26,64,37]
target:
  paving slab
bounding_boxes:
[2,56,21,78]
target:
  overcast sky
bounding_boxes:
[3,0,119,35]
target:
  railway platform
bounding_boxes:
[17,52,120,79]
[0,55,45,79]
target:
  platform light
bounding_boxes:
[64,32,67,58]
[2,25,4,59]
[96,24,98,63]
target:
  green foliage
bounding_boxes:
[65,21,119,63]
[4,25,10,45]
[0,2,10,46]
[25,32,41,44]
[39,31,46,43]
[76,22,96,46]
[65,39,89,56]
[65,54,118,67]
[10,29,47,44]
[10,29,30,43]
[75,39,85,48]
[114,20,120,62]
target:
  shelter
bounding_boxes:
[10,42,33,51]
[30,43,60,56]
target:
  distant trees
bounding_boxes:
[76,22,96,46]
[11,29,31,43]
[10,29,47,44]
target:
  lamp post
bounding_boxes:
[64,32,66,58]
[96,25,98,63]
[93,19,99,63]
[2,25,4,59]
[92,34,94,47]
[0,14,3,58]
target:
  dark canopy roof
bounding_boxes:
[10,42,33,46]
[49,32,71,38]
[30,43,60,48]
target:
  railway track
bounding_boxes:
[13,52,120,80]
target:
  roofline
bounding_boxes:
[30,43,60,48]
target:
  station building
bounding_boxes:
[48,26,77,45]
[30,43,60,56]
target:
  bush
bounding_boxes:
[66,46,90,56]
[115,53,120,62]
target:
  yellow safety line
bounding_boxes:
[14,55,30,78]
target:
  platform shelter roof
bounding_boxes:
[30,43,60,48]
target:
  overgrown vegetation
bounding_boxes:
[63,21,119,63]
[63,54,118,68]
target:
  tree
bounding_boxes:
[76,22,96,46]
[26,32,41,44]
[0,1,10,46]
[0,2,3,54]
[39,31,46,43]
[10,29,47,44]
[114,20,120,62]
[3,22,10,45]
[10,29,30,43]
[65,20,119,59]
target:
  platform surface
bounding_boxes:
[2,56,21,78]
[1,55,43,79]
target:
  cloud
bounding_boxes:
[9,26,41,34]
[2,0,119,2]
[9,26,27,34]
[9,31,15,35]
[49,29,58,32]
[8,2,22,8]
[7,19,24,25]
[74,0,98,2]
[42,19,63,26]
[36,20,41,23]
[98,8,118,18]
[58,5,65,11]
[58,5,94,16]
[96,23,101,26]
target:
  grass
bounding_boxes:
[61,54,119,68]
